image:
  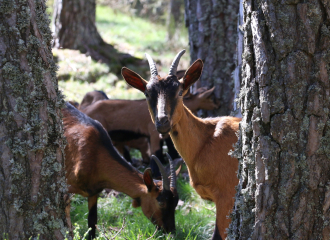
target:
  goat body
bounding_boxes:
[63,102,179,239]
[79,88,218,173]
[121,50,240,239]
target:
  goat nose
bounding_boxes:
[158,116,169,125]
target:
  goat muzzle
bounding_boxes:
[156,120,171,134]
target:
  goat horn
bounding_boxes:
[145,53,159,77]
[168,49,186,76]
[166,153,177,189]
[151,155,170,191]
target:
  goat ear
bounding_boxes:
[132,198,141,208]
[176,69,186,80]
[199,86,215,99]
[143,168,155,192]
[122,67,148,92]
[180,59,203,91]
[176,164,182,176]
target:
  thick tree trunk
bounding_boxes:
[0,0,69,239]
[52,0,103,49]
[52,0,143,75]
[184,0,239,116]
[228,0,330,239]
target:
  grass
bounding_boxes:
[69,177,215,240]
[54,5,189,102]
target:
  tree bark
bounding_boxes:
[0,0,69,239]
[228,0,330,239]
[52,0,103,49]
[184,0,239,116]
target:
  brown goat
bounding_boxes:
[121,50,241,240]
[62,102,180,239]
[79,87,218,175]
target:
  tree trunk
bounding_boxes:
[167,0,184,40]
[184,0,239,116]
[52,0,144,75]
[0,1,69,239]
[228,0,330,239]
[52,0,103,49]
[233,0,243,118]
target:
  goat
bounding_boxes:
[62,102,180,239]
[79,87,218,175]
[79,90,109,111]
[121,50,241,240]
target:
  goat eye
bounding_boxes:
[178,90,183,96]
[145,92,149,98]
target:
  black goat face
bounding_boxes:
[145,75,182,134]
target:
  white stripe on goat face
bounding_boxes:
[157,92,167,120]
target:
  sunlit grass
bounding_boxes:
[70,177,215,240]
[55,5,189,102]
[96,5,189,65]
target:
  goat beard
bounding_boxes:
[159,133,169,139]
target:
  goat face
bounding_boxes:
[122,50,203,135]
[133,168,179,233]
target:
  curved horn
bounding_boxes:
[168,49,186,76]
[151,155,170,191]
[145,53,159,77]
[166,153,177,189]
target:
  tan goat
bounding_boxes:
[121,50,240,239]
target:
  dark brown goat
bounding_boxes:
[62,102,180,239]
[122,50,241,240]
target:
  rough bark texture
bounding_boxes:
[0,0,68,239]
[184,0,239,116]
[233,0,243,118]
[228,0,330,239]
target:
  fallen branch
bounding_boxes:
[110,218,126,240]
[96,224,110,240]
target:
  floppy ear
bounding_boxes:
[143,168,155,192]
[122,67,148,92]
[180,59,203,91]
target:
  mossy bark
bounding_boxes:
[0,0,69,239]
[228,0,330,239]
[184,0,239,116]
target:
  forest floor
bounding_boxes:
[54,5,190,102]
[50,3,216,240]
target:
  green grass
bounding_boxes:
[96,6,189,61]
[55,5,189,102]
[70,177,215,240]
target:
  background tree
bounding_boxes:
[0,0,69,238]
[52,0,142,74]
[228,0,330,239]
[166,0,184,40]
[184,0,239,116]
